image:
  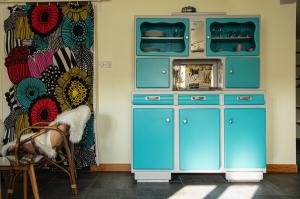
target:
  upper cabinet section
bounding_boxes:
[206,17,260,56]
[136,18,190,57]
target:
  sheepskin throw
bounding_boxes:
[1,105,91,158]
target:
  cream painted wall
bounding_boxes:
[0,0,296,165]
[95,0,296,164]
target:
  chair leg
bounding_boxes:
[23,170,27,199]
[28,164,39,199]
[7,172,16,199]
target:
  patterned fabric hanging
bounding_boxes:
[62,2,92,22]
[16,77,47,109]
[3,108,28,144]
[5,46,31,84]
[61,14,94,50]
[55,67,92,111]
[28,48,55,78]
[28,3,62,36]
[41,65,64,96]
[53,47,77,72]
[28,96,61,126]
[73,46,94,77]
[80,115,95,149]
[5,86,21,111]
[3,2,96,168]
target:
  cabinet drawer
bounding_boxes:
[133,94,174,105]
[224,94,265,105]
[178,94,219,105]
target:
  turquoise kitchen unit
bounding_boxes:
[206,17,260,56]
[133,13,265,182]
[178,94,220,105]
[225,57,260,88]
[136,58,170,88]
[133,108,174,170]
[224,108,266,169]
[179,108,220,170]
[132,94,174,105]
[136,18,189,56]
[224,94,265,105]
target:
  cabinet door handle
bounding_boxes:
[229,69,234,74]
[162,70,167,74]
[237,96,252,101]
[183,119,188,124]
[228,119,234,124]
[191,96,206,101]
[166,117,171,123]
[145,96,160,101]
[185,36,189,39]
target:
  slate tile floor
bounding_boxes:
[4,170,300,199]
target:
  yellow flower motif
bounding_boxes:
[15,16,34,40]
[55,67,92,111]
[62,3,92,22]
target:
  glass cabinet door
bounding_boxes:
[206,17,260,56]
[136,18,189,56]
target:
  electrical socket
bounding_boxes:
[99,61,112,68]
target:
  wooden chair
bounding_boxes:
[1,123,78,199]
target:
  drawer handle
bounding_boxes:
[183,119,188,124]
[237,96,252,101]
[229,119,234,124]
[191,96,206,101]
[145,96,160,101]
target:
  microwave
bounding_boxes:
[173,59,223,91]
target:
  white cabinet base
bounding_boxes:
[134,172,171,182]
[225,171,263,182]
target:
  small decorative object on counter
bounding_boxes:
[235,44,243,52]
[181,6,196,13]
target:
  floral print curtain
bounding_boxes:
[3,2,96,168]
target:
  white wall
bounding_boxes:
[0,0,297,165]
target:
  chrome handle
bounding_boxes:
[229,119,234,124]
[183,119,188,124]
[162,70,167,74]
[191,96,206,101]
[145,96,160,101]
[166,117,171,123]
[237,96,252,101]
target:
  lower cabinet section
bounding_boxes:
[179,108,220,170]
[133,108,174,170]
[224,108,266,169]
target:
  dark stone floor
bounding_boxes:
[4,170,300,199]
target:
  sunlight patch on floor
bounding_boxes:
[168,185,217,199]
[218,185,259,199]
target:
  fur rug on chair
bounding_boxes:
[1,105,91,158]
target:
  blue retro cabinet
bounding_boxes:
[136,18,190,57]
[136,58,170,88]
[133,14,265,183]
[206,17,260,57]
[179,108,220,170]
[133,108,174,170]
[226,57,260,88]
[224,108,266,169]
